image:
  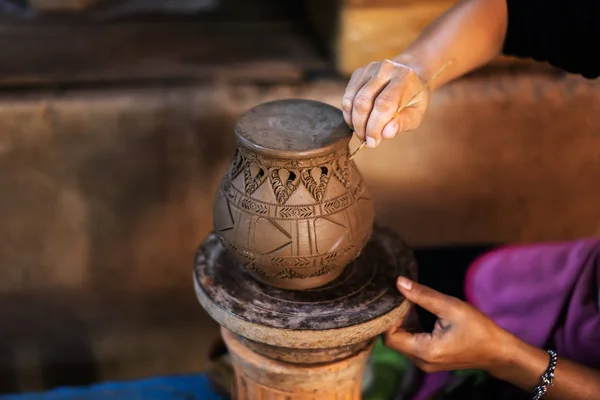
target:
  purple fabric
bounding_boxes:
[465,239,600,369]
[409,371,453,400]
[409,239,600,399]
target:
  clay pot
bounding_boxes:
[213,99,374,290]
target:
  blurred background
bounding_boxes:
[0,0,599,395]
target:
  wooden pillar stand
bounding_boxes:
[194,226,417,399]
[223,328,373,399]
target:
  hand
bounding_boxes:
[341,59,430,148]
[384,277,514,374]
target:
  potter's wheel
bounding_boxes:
[194,224,417,349]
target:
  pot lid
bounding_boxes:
[235,99,352,157]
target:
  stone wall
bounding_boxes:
[0,70,599,391]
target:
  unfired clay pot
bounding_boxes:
[213,99,374,290]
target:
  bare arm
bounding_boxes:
[397,0,509,88]
[490,334,600,400]
[343,0,509,146]
[385,278,600,400]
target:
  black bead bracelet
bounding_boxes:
[532,349,558,400]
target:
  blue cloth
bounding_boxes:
[0,374,227,400]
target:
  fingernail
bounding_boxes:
[342,98,351,110]
[397,277,413,290]
[382,122,398,139]
[366,136,377,148]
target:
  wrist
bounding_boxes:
[392,52,448,91]
[392,53,430,84]
[486,331,550,388]
[485,331,523,380]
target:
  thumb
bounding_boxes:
[382,106,423,139]
[383,327,432,360]
[396,277,455,318]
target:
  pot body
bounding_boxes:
[212,100,374,290]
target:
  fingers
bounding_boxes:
[396,277,458,318]
[351,75,390,146]
[384,328,446,374]
[385,278,501,374]
[342,67,368,128]
[363,78,404,146]
[342,60,428,147]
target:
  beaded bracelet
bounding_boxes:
[532,349,558,400]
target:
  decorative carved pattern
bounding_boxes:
[229,150,245,179]
[301,166,331,202]
[225,178,360,220]
[323,194,352,214]
[229,242,255,263]
[241,198,268,215]
[213,109,375,289]
[275,268,306,279]
[332,158,352,191]
[243,162,267,195]
[270,257,311,267]
[325,253,338,262]
[279,206,314,218]
[270,168,301,205]
[238,146,346,170]
[325,245,355,263]
[309,266,339,277]
[223,181,237,201]
[220,239,364,281]
[246,262,268,276]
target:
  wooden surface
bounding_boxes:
[305,0,541,76]
[0,0,326,86]
[3,0,543,86]
[0,22,324,85]
[28,0,102,11]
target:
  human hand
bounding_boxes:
[341,59,430,148]
[384,277,514,374]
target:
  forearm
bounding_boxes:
[393,0,508,89]
[489,333,600,399]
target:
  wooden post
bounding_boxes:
[223,328,373,400]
